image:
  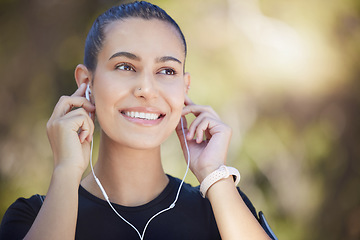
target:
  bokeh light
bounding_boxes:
[1,0,360,239]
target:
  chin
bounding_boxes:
[123,138,164,150]
[112,131,171,150]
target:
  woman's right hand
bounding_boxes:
[46,83,95,178]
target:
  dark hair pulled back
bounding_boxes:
[84,1,187,73]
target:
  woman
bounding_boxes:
[0,1,276,239]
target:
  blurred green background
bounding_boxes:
[1,0,360,239]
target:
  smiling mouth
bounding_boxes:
[121,111,165,120]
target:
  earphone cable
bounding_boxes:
[88,116,190,240]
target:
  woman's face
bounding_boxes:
[92,18,189,149]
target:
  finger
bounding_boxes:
[51,95,95,120]
[71,83,87,97]
[186,114,204,140]
[63,107,94,129]
[62,108,95,142]
[182,104,220,119]
[187,113,215,140]
[195,118,218,143]
[195,121,208,143]
[205,128,212,140]
[193,117,226,144]
[78,120,93,143]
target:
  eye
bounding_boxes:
[116,63,136,72]
[158,68,177,75]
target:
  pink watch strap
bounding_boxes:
[200,165,240,198]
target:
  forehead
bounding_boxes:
[100,18,185,61]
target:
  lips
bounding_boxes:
[122,111,163,120]
[120,107,166,125]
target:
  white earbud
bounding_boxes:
[85,84,92,118]
[85,84,91,101]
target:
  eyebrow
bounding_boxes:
[156,56,182,65]
[109,51,140,61]
[108,51,182,65]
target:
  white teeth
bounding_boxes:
[124,111,160,120]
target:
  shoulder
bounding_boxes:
[2,194,45,220]
[168,175,278,240]
[167,176,257,221]
[0,194,45,239]
[168,175,257,215]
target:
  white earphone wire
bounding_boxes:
[88,116,190,240]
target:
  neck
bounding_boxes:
[82,131,169,207]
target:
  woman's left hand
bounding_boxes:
[176,95,232,183]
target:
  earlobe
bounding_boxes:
[184,72,191,95]
[74,64,92,87]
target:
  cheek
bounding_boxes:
[92,74,126,125]
[92,90,115,133]
[162,81,185,112]
[163,86,185,133]
[93,81,115,113]
[93,71,131,106]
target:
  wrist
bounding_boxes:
[53,164,83,184]
[199,165,240,198]
[206,176,235,199]
[195,164,224,183]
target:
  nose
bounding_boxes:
[134,71,158,99]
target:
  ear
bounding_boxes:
[74,64,92,87]
[183,72,191,95]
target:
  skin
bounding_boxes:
[24,18,270,239]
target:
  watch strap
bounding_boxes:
[200,165,240,198]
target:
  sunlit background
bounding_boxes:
[1,0,360,239]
